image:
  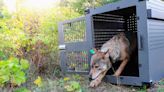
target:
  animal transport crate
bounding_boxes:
[58,0,164,86]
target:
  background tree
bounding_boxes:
[60,0,120,14]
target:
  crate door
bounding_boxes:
[58,16,90,74]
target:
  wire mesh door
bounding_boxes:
[58,16,90,74]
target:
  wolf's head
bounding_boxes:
[89,49,112,80]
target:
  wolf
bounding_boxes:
[89,33,136,87]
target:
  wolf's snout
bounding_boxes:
[89,73,92,78]
[89,73,93,81]
[89,76,92,81]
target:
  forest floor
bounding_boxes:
[1,73,164,92]
[23,74,164,92]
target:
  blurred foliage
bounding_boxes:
[0,0,80,57]
[0,0,80,73]
[0,0,120,72]
[64,20,86,42]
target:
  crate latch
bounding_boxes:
[59,45,66,50]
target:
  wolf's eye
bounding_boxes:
[95,65,99,68]
[98,68,102,70]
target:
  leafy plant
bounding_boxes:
[137,85,147,92]
[159,79,164,85]
[64,81,82,92]
[72,74,82,81]
[14,87,31,92]
[34,76,43,87]
[157,88,164,92]
[64,77,70,81]
[57,79,64,87]
[0,58,29,87]
[0,51,6,60]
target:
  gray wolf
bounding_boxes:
[89,33,136,87]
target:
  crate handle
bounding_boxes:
[138,35,143,50]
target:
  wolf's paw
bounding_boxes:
[89,79,101,87]
[113,72,120,77]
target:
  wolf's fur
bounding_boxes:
[101,33,130,62]
[89,33,134,87]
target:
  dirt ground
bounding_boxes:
[64,75,164,92]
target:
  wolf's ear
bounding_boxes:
[104,49,109,55]
[93,48,98,53]
[101,48,109,54]
[101,49,109,59]
[102,49,109,55]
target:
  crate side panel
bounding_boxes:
[147,0,164,11]
[148,19,164,81]
[147,0,164,20]
[136,2,150,82]
[105,76,142,86]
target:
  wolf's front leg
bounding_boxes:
[90,78,101,87]
[90,71,107,87]
[114,59,128,77]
